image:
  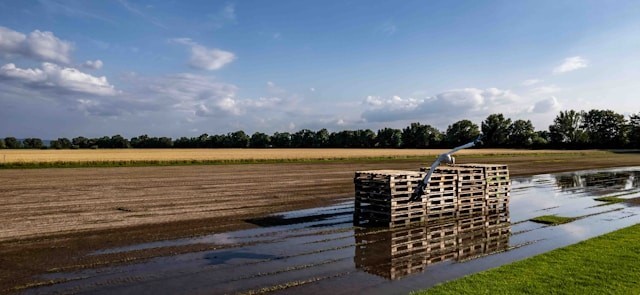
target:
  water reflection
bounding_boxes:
[354,212,510,280]
[554,171,640,192]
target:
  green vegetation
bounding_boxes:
[414,223,640,295]
[2,109,640,150]
[594,196,626,205]
[530,215,577,225]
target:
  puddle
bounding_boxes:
[25,167,640,295]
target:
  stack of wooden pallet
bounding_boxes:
[354,211,510,280]
[461,164,510,213]
[353,170,428,227]
[353,164,510,227]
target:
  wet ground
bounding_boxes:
[24,167,640,295]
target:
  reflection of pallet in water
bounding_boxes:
[354,212,511,280]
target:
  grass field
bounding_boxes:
[415,223,640,294]
[0,148,608,169]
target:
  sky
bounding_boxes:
[1,0,640,139]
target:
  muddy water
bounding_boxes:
[26,167,640,295]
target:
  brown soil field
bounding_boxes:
[1,150,640,293]
[1,148,583,163]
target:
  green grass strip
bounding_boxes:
[594,196,626,205]
[413,223,640,295]
[529,215,577,225]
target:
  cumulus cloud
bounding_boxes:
[362,88,520,123]
[0,26,73,64]
[135,73,289,119]
[0,62,117,96]
[553,56,588,74]
[531,96,561,113]
[170,38,235,71]
[82,59,103,69]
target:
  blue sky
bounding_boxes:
[1,0,639,138]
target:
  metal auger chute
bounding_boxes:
[410,135,483,202]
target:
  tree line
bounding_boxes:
[2,109,639,150]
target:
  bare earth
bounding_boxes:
[1,150,640,292]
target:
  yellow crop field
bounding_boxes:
[0,148,591,163]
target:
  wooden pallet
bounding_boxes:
[355,166,510,227]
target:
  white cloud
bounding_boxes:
[0,26,25,53]
[0,62,117,96]
[531,96,561,113]
[0,26,73,64]
[361,88,521,123]
[310,87,315,92]
[522,79,542,86]
[553,56,588,74]
[170,38,236,71]
[138,73,290,118]
[82,59,103,70]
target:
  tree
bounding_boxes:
[402,123,443,148]
[352,129,376,148]
[445,120,480,147]
[72,136,89,148]
[173,137,192,148]
[481,114,512,147]
[96,136,112,148]
[23,138,43,149]
[629,113,640,148]
[250,132,271,148]
[508,119,535,147]
[581,109,628,148]
[208,134,226,148]
[4,137,21,149]
[50,138,72,149]
[531,131,550,148]
[227,131,249,148]
[291,129,315,148]
[157,137,173,148]
[271,132,291,148]
[0,138,5,149]
[196,133,209,148]
[376,128,402,148]
[313,129,330,147]
[130,135,148,148]
[329,130,355,148]
[548,110,587,148]
[110,135,130,148]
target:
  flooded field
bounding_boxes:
[25,167,640,295]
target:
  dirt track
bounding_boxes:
[2,151,640,292]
